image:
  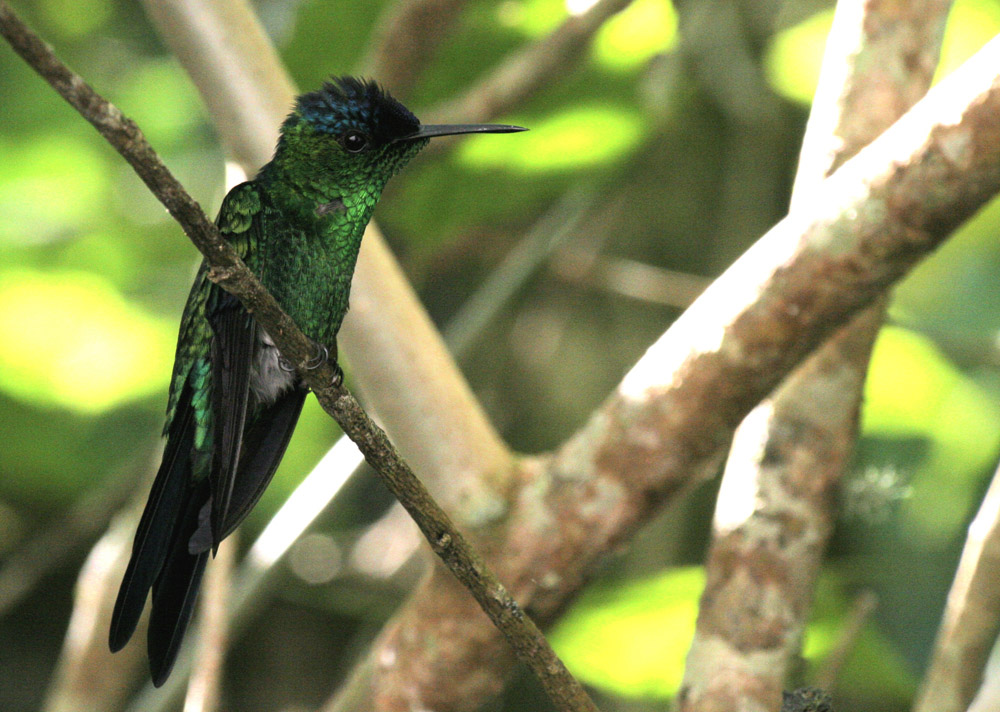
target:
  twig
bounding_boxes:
[427,0,635,125]
[332,27,1000,712]
[183,535,236,712]
[41,510,147,712]
[357,0,470,98]
[677,2,950,710]
[550,251,710,309]
[814,590,878,691]
[914,459,1000,712]
[129,181,595,709]
[445,184,596,355]
[0,4,598,711]
[0,444,151,618]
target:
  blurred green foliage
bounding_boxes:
[2,0,1000,711]
[551,568,915,703]
[765,0,1000,104]
[550,566,702,698]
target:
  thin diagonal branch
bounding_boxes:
[678,2,951,710]
[331,34,1000,712]
[427,0,635,125]
[41,510,146,712]
[0,5,597,712]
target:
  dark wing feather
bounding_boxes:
[199,180,264,552]
[207,294,255,552]
[110,383,196,653]
[220,386,307,540]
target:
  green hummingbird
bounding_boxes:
[109,76,524,685]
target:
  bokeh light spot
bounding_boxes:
[0,270,175,413]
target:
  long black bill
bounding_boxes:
[401,124,527,141]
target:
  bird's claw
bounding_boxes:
[330,363,344,388]
[277,341,330,372]
[305,343,329,370]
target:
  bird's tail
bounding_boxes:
[109,385,209,686]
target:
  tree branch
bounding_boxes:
[357,0,470,98]
[41,510,146,712]
[914,458,1000,712]
[678,2,950,710]
[0,444,150,618]
[426,0,635,125]
[331,33,1000,712]
[183,536,236,712]
[0,4,596,712]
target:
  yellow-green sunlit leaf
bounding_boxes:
[457,105,645,173]
[549,567,703,698]
[495,0,567,37]
[935,0,1000,81]
[765,0,1000,106]
[0,270,175,413]
[38,0,111,38]
[0,135,110,245]
[592,0,678,71]
[763,9,833,105]
[862,326,1000,540]
[117,60,205,148]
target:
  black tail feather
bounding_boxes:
[109,387,196,653]
[148,479,210,687]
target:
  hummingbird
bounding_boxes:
[108,76,524,685]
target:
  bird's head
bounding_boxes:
[275,77,524,193]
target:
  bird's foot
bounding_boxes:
[277,340,330,372]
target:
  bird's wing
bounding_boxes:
[204,181,262,551]
[218,385,306,541]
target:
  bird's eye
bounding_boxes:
[342,130,369,153]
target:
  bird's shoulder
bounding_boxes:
[215,181,268,260]
[217,181,263,233]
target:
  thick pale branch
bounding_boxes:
[0,4,594,711]
[679,2,950,710]
[914,460,1000,712]
[343,35,1000,712]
